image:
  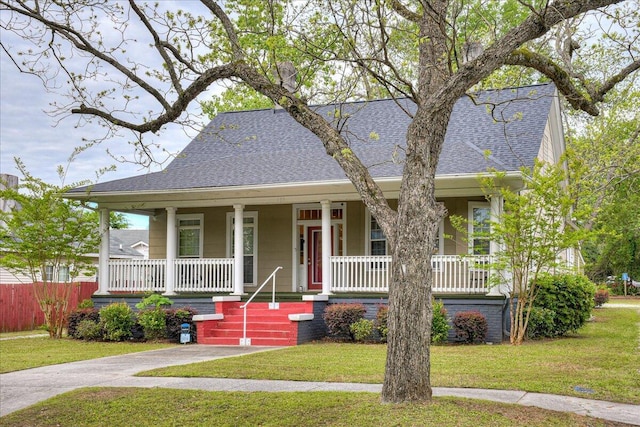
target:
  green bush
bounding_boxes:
[526,306,556,339]
[100,302,135,341]
[594,287,610,307]
[533,273,595,336]
[136,293,173,310]
[323,303,366,340]
[75,319,103,340]
[350,318,375,342]
[453,311,487,344]
[375,305,389,342]
[431,300,450,344]
[137,309,167,341]
[67,308,99,339]
[77,299,94,309]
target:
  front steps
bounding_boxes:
[195,300,315,346]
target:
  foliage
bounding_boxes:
[165,307,198,343]
[82,210,131,230]
[135,294,173,310]
[68,308,100,339]
[605,279,640,296]
[452,311,488,344]
[525,306,556,340]
[75,319,103,341]
[567,83,640,283]
[100,303,135,342]
[375,305,389,342]
[532,274,596,336]
[452,160,584,345]
[431,301,450,344]
[137,309,167,341]
[350,318,375,342]
[77,299,95,309]
[0,160,99,338]
[323,303,366,340]
[594,288,610,307]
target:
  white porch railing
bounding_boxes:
[107,258,233,293]
[330,255,490,294]
[109,259,167,293]
[174,258,234,293]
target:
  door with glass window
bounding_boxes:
[307,226,333,290]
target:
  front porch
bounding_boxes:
[102,255,492,295]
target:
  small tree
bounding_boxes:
[0,159,99,338]
[453,160,584,345]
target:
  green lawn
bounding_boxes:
[0,388,629,427]
[142,307,640,404]
[0,338,175,373]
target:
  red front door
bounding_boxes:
[307,226,333,290]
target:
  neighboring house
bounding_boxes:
[66,83,575,345]
[0,229,148,284]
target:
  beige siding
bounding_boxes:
[146,197,487,292]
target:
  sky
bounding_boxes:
[0,3,216,229]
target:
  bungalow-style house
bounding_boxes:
[67,83,575,345]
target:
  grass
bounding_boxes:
[0,330,48,339]
[0,337,175,373]
[142,307,640,404]
[0,388,631,427]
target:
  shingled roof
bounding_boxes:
[71,83,556,194]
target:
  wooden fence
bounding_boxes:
[0,282,98,332]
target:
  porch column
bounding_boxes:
[488,194,504,296]
[96,208,110,295]
[164,207,177,296]
[232,204,245,295]
[321,200,332,295]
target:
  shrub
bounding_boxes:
[75,319,103,340]
[431,300,450,344]
[594,287,610,307]
[136,293,173,310]
[453,311,487,344]
[77,299,94,309]
[323,303,366,340]
[100,302,135,341]
[350,318,375,342]
[137,309,167,341]
[165,307,198,343]
[67,308,99,339]
[375,305,389,342]
[533,273,596,336]
[526,306,556,340]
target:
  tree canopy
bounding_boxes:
[1,0,637,403]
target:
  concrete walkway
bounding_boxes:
[1,345,639,425]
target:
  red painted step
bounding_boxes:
[196,300,315,346]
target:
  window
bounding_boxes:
[44,265,70,282]
[227,212,257,286]
[367,213,387,256]
[468,202,491,255]
[366,211,444,256]
[177,214,203,258]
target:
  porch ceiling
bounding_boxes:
[66,172,523,212]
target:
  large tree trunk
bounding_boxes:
[381,103,453,402]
